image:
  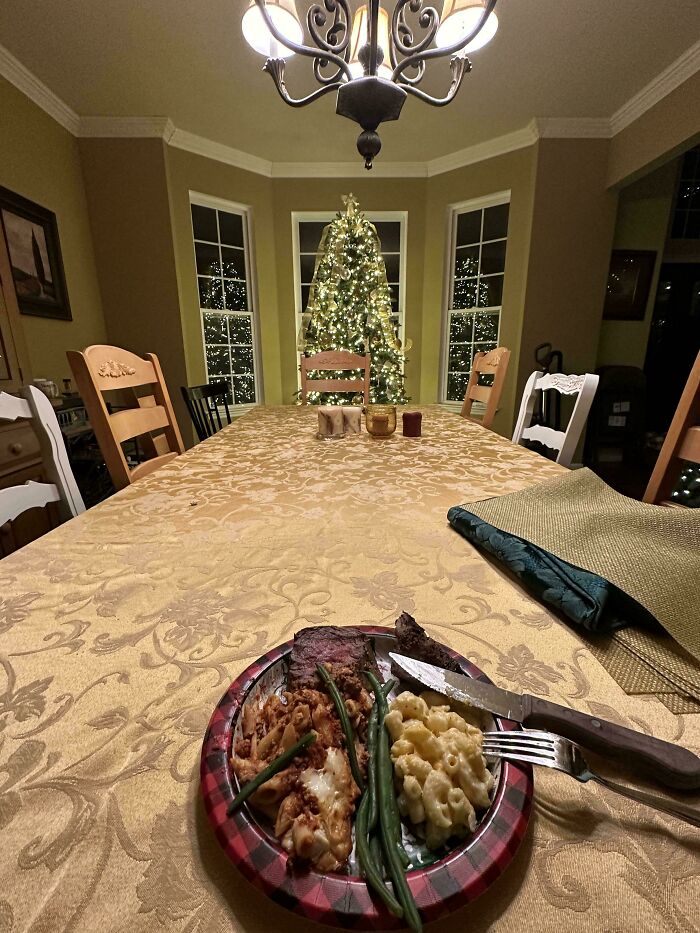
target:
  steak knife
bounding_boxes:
[389,652,700,791]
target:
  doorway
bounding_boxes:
[644,262,700,433]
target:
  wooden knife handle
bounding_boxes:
[521,695,700,790]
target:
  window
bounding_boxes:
[190,194,260,407]
[671,146,700,239]
[441,193,510,403]
[292,212,406,384]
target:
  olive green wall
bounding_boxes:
[79,137,190,433]
[519,138,619,393]
[0,76,105,387]
[597,160,677,369]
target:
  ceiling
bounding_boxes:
[0,0,699,165]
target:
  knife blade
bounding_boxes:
[389,652,700,791]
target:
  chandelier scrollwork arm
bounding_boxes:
[401,55,470,105]
[263,58,343,107]
[306,0,352,56]
[253,0,352,80]
[391,0,497,83]
[391,0,441,59]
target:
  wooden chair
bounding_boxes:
[300,351,371,404]
[67,345,184,491]
[643,349,700,505]
[181,381,232,442]
[0,385,85,533]
[460,346,511,430]
[512,371,599,468]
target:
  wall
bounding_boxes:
[79,137,190,433]
[0,76,105,386]
[518,138,618,393]
[596,160,677,368]
[608,70,700,188]
[423,146,538,435]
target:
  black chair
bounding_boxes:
[181,382,232,442]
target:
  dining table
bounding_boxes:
[1,404,698,933]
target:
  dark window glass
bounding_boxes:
[447,371,469,402]
[233,375,256,404]
[456,211,481,246]
[219,210,244,247]
[672,211,688,238]
[224,279,248,311]
[384,253,400,282]
[221,246,246,279]
[453,279,478,309]
[198,277,224,310]
[450,312,473,343]
[473,312,499,342]
[483,204,509,241]
[480,239,507,275]
[301,284,311,310]
[203,312,228,343]
[681,149,698,178]
[206,344,230,377]
[374,222,401,252]
[478,275,504,308]
[229,315,253,345]
[300,254,317,283]
[455,245,479,279]
[191,204,217,242]
[195,242,221,276]
[686,211,700,239]
[299,222,327,252]
[448,344,472,372]
[231,346,254,375]
[473,341,497,356]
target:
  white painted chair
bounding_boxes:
[512,371,599,468]
[0,385,85,529]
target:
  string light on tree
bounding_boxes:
[300,194,410,405]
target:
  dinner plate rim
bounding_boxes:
[200,625,533,929]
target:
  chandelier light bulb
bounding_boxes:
[435,0,498,53]
[242,0,302,58]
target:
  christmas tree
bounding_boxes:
[300,194,409,405]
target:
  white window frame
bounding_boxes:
[189,190,263,414]
[439,190,511,409]
[292,210,408,391]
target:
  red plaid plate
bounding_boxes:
[201,627,532,929]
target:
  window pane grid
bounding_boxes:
[444,201,508,402]
[192,201,257,407]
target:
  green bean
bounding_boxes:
[366,703,379,832]
[369,834,383,874]
[227,731,316,816]
[316,664,365,792]
[356,787,404,917]
[366,671,422,932]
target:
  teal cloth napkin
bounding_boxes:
[447,505,657,634]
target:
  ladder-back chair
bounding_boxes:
[181,381,232,442]
[0,385,85,535]
[300,351,371,404]
[67,345,184,491]
[461,346,511,430]
[643,349,700,505]
[512,371,599,468]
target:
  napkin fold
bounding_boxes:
[447,468,700,661]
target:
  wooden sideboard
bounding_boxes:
[0,229,55,555]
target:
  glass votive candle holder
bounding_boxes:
[365,404,397,437]
[402,411,422,437]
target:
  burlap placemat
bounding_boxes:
[458,468,700,708]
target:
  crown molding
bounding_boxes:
[536,117,611,139]
[610,37,700,135]
[426,122,539,177]
[0,42,79,134]
[3,36,700,177]
[78,116,175,139]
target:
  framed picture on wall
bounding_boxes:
[0,186,72,320]
[603,249,656,321]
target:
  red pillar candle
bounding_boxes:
[402,411,422,437]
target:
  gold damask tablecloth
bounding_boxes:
[0,406,698,933]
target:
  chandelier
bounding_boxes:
[242,0,499,169]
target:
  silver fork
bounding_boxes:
[482,729,700,828]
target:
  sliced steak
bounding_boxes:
[287,626,380,690]
[393,611,463,675]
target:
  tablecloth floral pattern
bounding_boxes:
[0,406,698,932]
